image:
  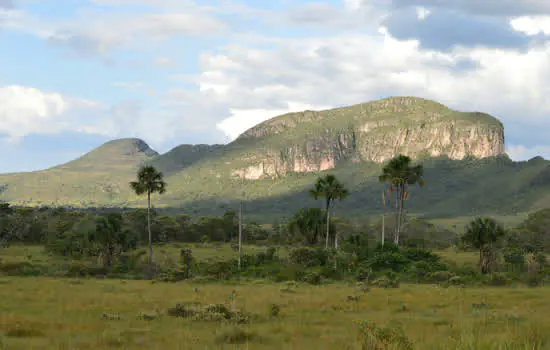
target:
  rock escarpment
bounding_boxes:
[230,97,505,179]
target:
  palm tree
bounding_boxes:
[462,217,506,274]
[310,174,349,249]
[379,155,424,245]
[287,208,326,245]
[129,165,166,276]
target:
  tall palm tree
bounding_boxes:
[130,165,166,276]
[310,174,349,249]
[462,217,506,274]
[379,155,424,245]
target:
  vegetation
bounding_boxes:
[461,217,506,274]
[309,174,349,248]
[1,108,550,348]
[379,155,424,245]
[130,165,167,276]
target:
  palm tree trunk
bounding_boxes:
[395,184,401,245]
[238,199,242,271]
[382,213,385,247]
[147,190,152,278]
[398,183,408,246]
[325,199,331,249]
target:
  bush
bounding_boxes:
[66,262,91,277]
[0,261,44,276]
[302,269,322,285]
[428,270,455,283]
[486,272,513,286]
[289,247,330,267]
[204,261,232,280]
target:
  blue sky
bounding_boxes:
[1,0,550,172]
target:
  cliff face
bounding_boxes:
[230,97,505,179]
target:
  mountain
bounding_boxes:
[227,96,504,179]
[0,96,547,222]
[0,138,159,207]
[148,144,224,175]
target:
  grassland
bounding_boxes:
[5,244,550,349]
[2,275,550,349]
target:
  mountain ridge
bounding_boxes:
[0,96,546,222]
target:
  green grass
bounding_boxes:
[0,244,289,266]
[1,277,549,349]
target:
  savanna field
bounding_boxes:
[1,244,550,350]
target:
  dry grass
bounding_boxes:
[0,277,549,349]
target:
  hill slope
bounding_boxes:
[0,138,158,206]
[0,96,547,221]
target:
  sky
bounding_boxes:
[1,0,550,172]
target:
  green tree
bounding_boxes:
[287,208,327,245]
[379,155,424,245]
[91,213,137,267]
[309,174,349,249]
[129,165,166,275]
[462,217,506,274]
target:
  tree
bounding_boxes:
[287,208,327,245]
[310,174,349,249]
[91,213,137,267]
[462,217,506,274]
[379,155,424,245]
[129,165,166,276]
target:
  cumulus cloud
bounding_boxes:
[0,86,109,142]
[383,7,530,50]
[510,16,550,35]
[196,29,550,150]
[506,145,550,161]
[47,12,226,55]
[4,0,550,164]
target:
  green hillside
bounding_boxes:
[0,97,547,223]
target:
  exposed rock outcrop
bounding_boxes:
[231,97,505,179]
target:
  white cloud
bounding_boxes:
[506,144,550,161]
[196,29,550,147]
[0,86,109,141]
[217,102,333,140]
[510,16,550,35]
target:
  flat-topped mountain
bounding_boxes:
[229,97,504,179]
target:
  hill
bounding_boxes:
[0,96,547,223]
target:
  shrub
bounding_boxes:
[66,262,91,277]
[0,262,44,276]
[204,261,232,280]
[289,247,330,267]
[268,304,281,318]
[486,272,513,286]
[357,320,413,350]
[216,327,256,344]
[302,270,322,285]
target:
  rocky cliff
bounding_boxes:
[230,97,505,179]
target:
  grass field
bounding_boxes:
[2,244,548,349]
[1,277,550,349]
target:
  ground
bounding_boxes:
[1,245,549,349]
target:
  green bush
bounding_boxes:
[289,247,330,267]
[0,261,44,276]
[302,268,322,285]
[204,261,232,280]
[486,272,513,286]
